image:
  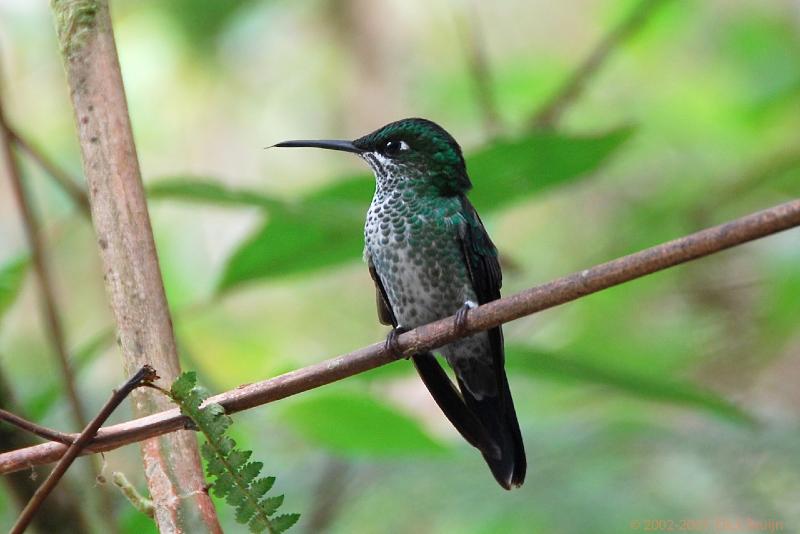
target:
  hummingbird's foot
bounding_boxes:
[385,326,410,360]
[454,300,478,335]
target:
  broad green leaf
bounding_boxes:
[467,127,633,209]
[147,178,282,210]
[0,255,29,324]
[217,202,364,291]
[217,128,632,292]
[506,345,755,425]
[281,390,447,456]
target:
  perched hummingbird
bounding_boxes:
[275,118,526,489]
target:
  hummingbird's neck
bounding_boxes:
[362,154,441,200]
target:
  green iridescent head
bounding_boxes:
[275,118,471,196]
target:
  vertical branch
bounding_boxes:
[49,1,221,532]
[530,0,668,129]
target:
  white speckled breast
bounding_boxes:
[361,160,497,398]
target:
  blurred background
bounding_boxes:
[1,0,799,532]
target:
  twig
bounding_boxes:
[49,1,221,530]
[0,409,75,445]
[530,0,667,129]
[112,471,154,518]
[456,1,502,135]
[0,198,798,474]
[7,126,91,218]
[10,366,158,534]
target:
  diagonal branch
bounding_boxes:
[0,408,75,445]
[530,0,668,129]
[0,198,798,475]
[7,126,91,218]
[456,1,502,136]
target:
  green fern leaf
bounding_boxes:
[249,514,269,533]
[270,513,301,533]
[228,485,252,508]
[252,477,275,498]
[261,495,284,515]
[240,461,263,483]
[169,372,299,533]
[236,500,258,523]
[227,449,252,468]
[170,371,198,398]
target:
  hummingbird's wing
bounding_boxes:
[456,196,527,489]
[366,255,495,454]
[368,259,395,326]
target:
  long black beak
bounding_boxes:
[271,139,363,154]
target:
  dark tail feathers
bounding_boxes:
[413,353,526,489]
[412,353,497,455]
[458,370,526,490]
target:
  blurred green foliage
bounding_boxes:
[152,128,631,292]
[1,1,799,533]
[280,390,447,456]
[0,256,28,323]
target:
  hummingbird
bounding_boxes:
[275,118,526,489]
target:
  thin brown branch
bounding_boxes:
[10,366,157,534]
[1,198,798,475]
[456,1,502,135]
[7,127,91,218]
[49,1,221,530]
[0,409,75,445]
[530,0,667,129]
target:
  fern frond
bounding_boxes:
[170,372,299,533]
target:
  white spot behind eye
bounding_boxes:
[398,140,410,151]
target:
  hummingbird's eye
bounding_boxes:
[383,140,409,157]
